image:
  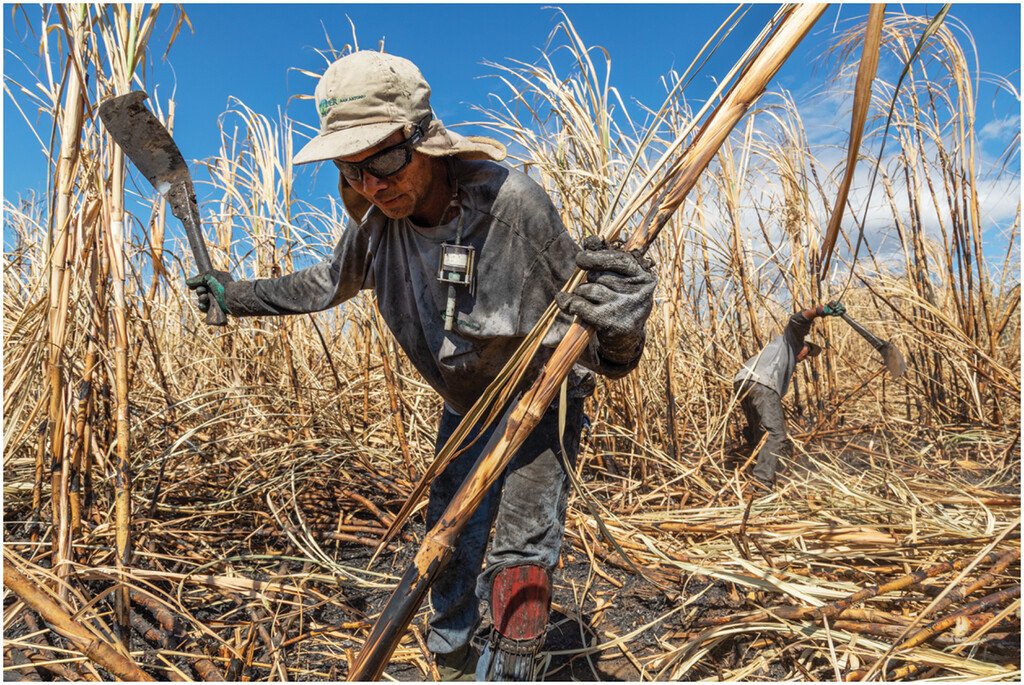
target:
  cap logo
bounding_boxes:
[318,95,366,116]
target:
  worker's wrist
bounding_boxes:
[799,306,822,320]
[591,332,645,379]
[221,279,264,317]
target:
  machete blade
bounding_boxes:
[98,90,226,326]
[98,91,191,194]
[840,312,906,378]
[880,342,907,379]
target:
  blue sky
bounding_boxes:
[4,3,1020,255]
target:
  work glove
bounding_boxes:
[821,301,846,317]
[556,236,656,365]
[186,270,234,315]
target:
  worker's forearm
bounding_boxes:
[800,306,822,320]
[228,225,372,317]
[784,308,817,347]
[225,261,349,317]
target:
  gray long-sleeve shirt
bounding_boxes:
[227,159,636,414]
[733,312,813,398]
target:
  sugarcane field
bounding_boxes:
[3,3,1021,683]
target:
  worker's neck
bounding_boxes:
[410,159,456,227]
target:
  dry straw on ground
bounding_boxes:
[3,4,1020,682]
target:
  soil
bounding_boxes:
[3,423,1019,682]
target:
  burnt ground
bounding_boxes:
[3,424,1019,682]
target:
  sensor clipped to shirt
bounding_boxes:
[438,243,475,331]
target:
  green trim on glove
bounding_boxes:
[822,301,846,317]
[186,273,229,314]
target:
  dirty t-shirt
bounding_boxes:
[228,159,624,414]
[732,313,813,398]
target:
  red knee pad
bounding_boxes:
[491,564,551,641]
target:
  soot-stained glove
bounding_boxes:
[186,270,235,315]
[556,236,657,366]
[821,301,846,317]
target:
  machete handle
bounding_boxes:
[840,312,886,351]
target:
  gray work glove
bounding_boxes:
[186,270,235,315]
[556,236,656,365]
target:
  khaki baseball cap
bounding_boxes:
[294,50,506,166]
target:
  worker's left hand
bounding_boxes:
[556,236,656,364]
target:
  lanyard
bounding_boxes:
[436,168,475,331]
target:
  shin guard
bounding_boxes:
[484,564,551,681]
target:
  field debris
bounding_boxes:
[3,4,1020,682]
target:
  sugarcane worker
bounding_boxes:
[186,51,656,681]
[732,302,845,488]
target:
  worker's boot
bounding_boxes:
[477,564,551,681]
[434,643,479,681]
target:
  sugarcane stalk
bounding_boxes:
[193,655,228,682]
[362,311,372,429]
[889,600,1021,681]
[20,610,87,680]
[818,3,884,277]
[47,4,88,592]
[925,547,1020,617]
[127,592,227,680]
[130,590,183,641]
[131,610,172,648]
[5,647,44,682]
[31,419,47,543]
[843,547,1021,680]
[3,556,155,681]
[106,86,133,641]
[896,585,1020,650]
[844,584,1021,681]
[656,549,1008,635]
[68,200,102,540]
[722,139,763,348]
[832,615,998,646]
[662,302,682,464]
[88,215,112,520]
[69,373,90,538]
[795,549,1003,622]
[373,302,415,480]
[348,5,828,679]
[99,2,161,642]
[278,311,311,442]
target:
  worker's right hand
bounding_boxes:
[821,301,846,317]
[186,270,234,315]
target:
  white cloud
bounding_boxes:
[978,115,1021,143]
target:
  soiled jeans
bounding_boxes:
[734,380,789,484]
[425,396,585,656]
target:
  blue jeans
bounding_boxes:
[425,396,585,656]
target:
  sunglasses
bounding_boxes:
[334,116,430,183]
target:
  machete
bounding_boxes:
[841,312,906,378]
[98,91,226,326]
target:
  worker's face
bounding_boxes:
[337,131,441,222]
[796,345,810,363]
